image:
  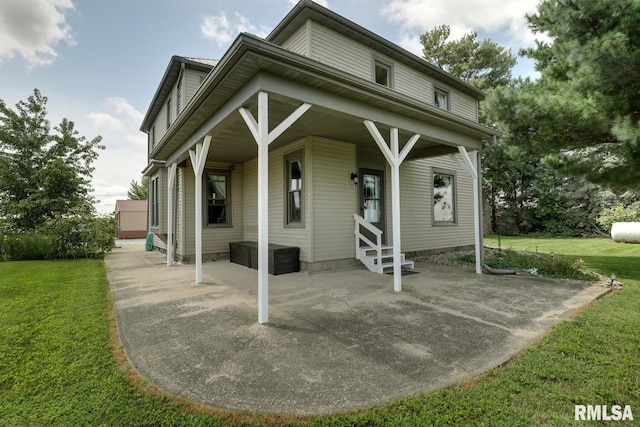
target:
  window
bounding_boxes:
[285,149,304,226]
[434,87,450,110]
[150,176,159,227]
[373,57,393,87]
[150,126,155,148]
[177,77,182,113]
[206,170,230,225]
[433,169,456,224]
[166,99,172,129]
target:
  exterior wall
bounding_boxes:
[295,20,478,123]
[311,138,358,262]
[280,20,310,56]
[388,155,475,252]
[184,68,209,105]
[180,162,245,260]
[118,211,147,234]
[243,138,311,263]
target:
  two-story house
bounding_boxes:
[140,0,498,323]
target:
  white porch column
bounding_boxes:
[189,136,211,283]
[166,162,177,266]
[240,91,311,324]
[455,146,482,274]
[364,121,419,292]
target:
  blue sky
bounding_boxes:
[0,0,541,213]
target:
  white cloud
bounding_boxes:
[88,97,146,148]
[382,0,541,54]
[201,12,271,46]
[0,0,75,68]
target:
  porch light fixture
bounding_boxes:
[350,172,358,185]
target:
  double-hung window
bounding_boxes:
[206,170,230,225]
[285,149,304,226]
[150,176,159,227]
[433,169,457,224]
[166,99,172,129]
[434,87,450,110]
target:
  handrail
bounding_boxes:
[353,214,384,273]
[353,214,382,237]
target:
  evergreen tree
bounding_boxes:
[127,176,148,200]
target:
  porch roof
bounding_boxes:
[144,32,500,172]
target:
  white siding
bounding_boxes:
[306,21,478,122]
[280,20,310,56]
[311,138,358,262]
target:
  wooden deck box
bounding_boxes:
[229,242,299,275]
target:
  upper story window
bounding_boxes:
[166,99,172,129]
[206,170,230,226]
[373,57,393,88]
[150,126,155,148]
[434,87,450,111]
[285,149,304,226]
[177,77,182,113]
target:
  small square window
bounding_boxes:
[373,58,393,87]
[434,88,450,110]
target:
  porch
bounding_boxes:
[106,243,607,415]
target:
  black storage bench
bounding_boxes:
[229,241,299,275]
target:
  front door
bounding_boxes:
[359,168,385,245]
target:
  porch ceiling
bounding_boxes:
[195,94,456,165]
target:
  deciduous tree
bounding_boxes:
[0,89,103,230]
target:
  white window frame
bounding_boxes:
[166,99,172,129]
[150,176,160,228]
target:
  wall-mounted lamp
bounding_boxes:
[350,172,358,185]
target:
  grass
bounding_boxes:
[1,237,639,426]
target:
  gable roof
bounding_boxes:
[140,56,218,132]
[115,199,147,213]
[267,0,485,99]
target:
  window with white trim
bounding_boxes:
[433,169,456,224]
[166,99,172,129]
[285,149,304,226]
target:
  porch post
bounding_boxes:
[364,121,419,292]
[166,162,177,266]
[240,91,311,324]
[189,136,211,283]
[456,146,482,274]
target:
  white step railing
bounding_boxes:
[354,213,384,273]
[354,213,414,273]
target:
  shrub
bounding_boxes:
[40,209,115,259]
[596,202,640,233]
[0,232,53,261]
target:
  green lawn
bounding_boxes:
[1,238,639,426]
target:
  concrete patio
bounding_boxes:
[105,243,608,415]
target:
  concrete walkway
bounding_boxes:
[105,244,608,415]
